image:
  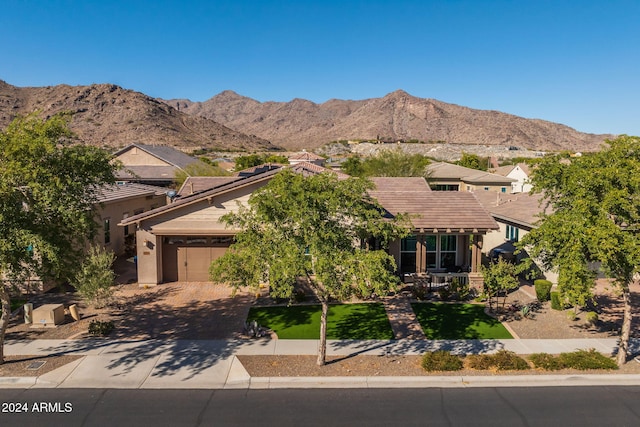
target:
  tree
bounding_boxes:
[209,169,410,365]
[174,161,231,187]
[234,154,288,171]
[0,113,118,364]
[72,245,117,308]
[481,259,521,312]
[342,149,431,177]
[519,135,640,365]
[456,152,488,171]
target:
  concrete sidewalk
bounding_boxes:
[3,338,640,389]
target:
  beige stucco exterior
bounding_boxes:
[96,192,166,255]
[116,146,171,166]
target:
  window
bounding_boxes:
[506,225,519,242]
[425,235,437,269]
[440,235,457,270]
[122,213,129,236]
[483,186,490,191]
[103,218,111,244]
[186,237,208,245]
[501,187,507,193]
[400,235,417,274]
[433,184,459,191]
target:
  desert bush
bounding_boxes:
[88,320,114,337]
[437,286,451,301]
[557,349,618,370]
[534,279,553,302]
[550,291,562,310]
[72,245,116,308]
[466,350,529,371]
[585,311,599,326]
[466,354,494,370]
[529,353,563,370]
[491,350,530,370]
[421,351,463,372]
[449,278,470,301]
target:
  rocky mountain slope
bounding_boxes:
[164,89,613,152]
[0,81,277,152]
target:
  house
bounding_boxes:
[113,143,204,186]
[490,163,532,193]
[427,162,516,193]
[95,182,167,256]
[369,177,498,286]
[120,165,498,286]
[472,191,558,283]
[288,151,326,167]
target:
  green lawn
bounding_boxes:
[247,303,394,340]
[411,302,513,339]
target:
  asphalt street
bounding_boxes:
[1,387,640,427]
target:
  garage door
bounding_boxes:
[177,246,228,282]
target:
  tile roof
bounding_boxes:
[289,151,325,161]
[116,165,179,181]
[369,177,431,192]
[96,183,166,203]
[114,144,199,169]
[472,191,549,228]
[369,178,498,232]
[177,176,242,197]
[121,164,497,233]
[120,167,283,225]
[491,163,531,177]
[427,162,516,184]
[288,162,350,179]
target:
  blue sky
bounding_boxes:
[2,0,639,136]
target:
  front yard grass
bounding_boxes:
[411,302,513,339]
[247,303,394,339]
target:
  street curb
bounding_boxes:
[246,374,640,389]
[0,376,37,387]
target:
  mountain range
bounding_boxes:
[0,80,613,153]
[0,80,275,152]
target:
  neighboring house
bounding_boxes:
[472,191,558,283]
[120,164,498,286]
[95,183,168,256]
[11,182,167,293]
[491,163,532,193]
[288,150,326,166]
[427,162,516,193]
[114,143,204,186]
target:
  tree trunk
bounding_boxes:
[0,286,11,365]
[317,300,328,366]
[616,281,632,366]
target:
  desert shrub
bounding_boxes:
[466,350,529,371]
[421,351,464,372]
[550,291,562,310]
[412,284,427,300]
[88,320,114,337]
[557,349,618,370]
[72,245,116,308]
[534,279,553,302]
[585,311,599,326]
[438,286,451,301]
[449,279,470,301]
[466,354,494,370]
[491,350,529,370]
[529,353,563,370]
